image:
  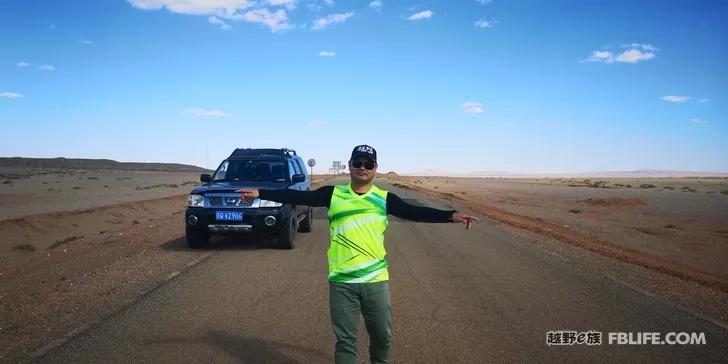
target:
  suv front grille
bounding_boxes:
[206,195,254,207]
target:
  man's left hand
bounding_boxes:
[451,212,479,230]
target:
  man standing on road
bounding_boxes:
[237,145,479,364]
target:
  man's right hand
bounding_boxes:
[235,189,260,199]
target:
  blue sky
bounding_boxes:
[1,0,727,174]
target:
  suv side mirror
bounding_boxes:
[291,174,306,183]
[200,174,212,183]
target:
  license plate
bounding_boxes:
[215,211,243,221]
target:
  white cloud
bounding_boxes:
[661,95,690,103]
[17,61,31,67]
[309,120,328,128]
[698,98,710,103]
[690,118,707,124]
[209,16,232,30]
[127,0,254,17]
[369,1,382,11]
[312,12,354,30]
[407,10,433,20]
[584,44,657,64]
[460,101,484,113]
[267,0,296,10]
[78,39,94,45]
[615,49,655,63]
[38,64,55,71]
[474,18,497,28]
[183,108,232,117]
[127,0,292,32]
[622,43,658,52]
[318,51,336,57]
[306,0,333,11]
[307,0,333,11]
[236,8,292,32]
[586,50,614,63]
[1,92,24,99]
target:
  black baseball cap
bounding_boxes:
[350,145,377,163]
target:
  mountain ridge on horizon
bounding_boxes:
[405,168,728,178]
[4,157,727,178]
[0,157,209,173]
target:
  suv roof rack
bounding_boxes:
[229,148,297,158]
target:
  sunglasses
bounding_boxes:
[351,159,376,170]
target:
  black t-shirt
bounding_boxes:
[259,185,455,223]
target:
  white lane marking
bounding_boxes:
[606,275,728,332]
[674,303,728,332]
[30,252,214,360]
[605,275,656,298]
[545,250,569,261]
[399,180,728,333]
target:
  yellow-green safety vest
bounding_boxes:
[327,183,389,283]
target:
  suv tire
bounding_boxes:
[298,206,313,233]
[186,228,210,249]
[277,212,296,249]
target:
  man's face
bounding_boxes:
[349,157,377,184]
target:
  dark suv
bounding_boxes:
[185,148,313,249]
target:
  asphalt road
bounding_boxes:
[36,181,728,363]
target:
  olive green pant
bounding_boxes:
[329,281,392,364]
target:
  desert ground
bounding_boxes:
[389,175,728,283]
[0,162,336,362]
[1,161,727,362]
[0,167,203,220]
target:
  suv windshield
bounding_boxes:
[213,159,288,182]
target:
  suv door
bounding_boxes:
[289,159,307,218]
[295,158,310,189]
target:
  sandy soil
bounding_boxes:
[390,176,728,284]
[2,168,726,362]
[0,167,203,220]
[0,170,335,362]
[0,166,201,362]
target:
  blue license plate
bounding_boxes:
[215,211,243,221]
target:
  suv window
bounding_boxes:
[213,159,288,182]
[289,160,301,178]
[295,159,307,177]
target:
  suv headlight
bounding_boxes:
[187,194,204,207]
[259,199,282,207]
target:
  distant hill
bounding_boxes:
[406,169,728,178]
[0,157,209,173]
[565,169,728,178]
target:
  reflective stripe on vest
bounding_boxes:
[327,183,389,283]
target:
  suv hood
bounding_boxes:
[190,181,288,194]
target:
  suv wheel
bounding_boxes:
[277,213,296,249]
[186,228,210,249]
[298,206,313,233]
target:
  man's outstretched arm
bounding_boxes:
[387,193,479,230]
[236,185,334,207]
